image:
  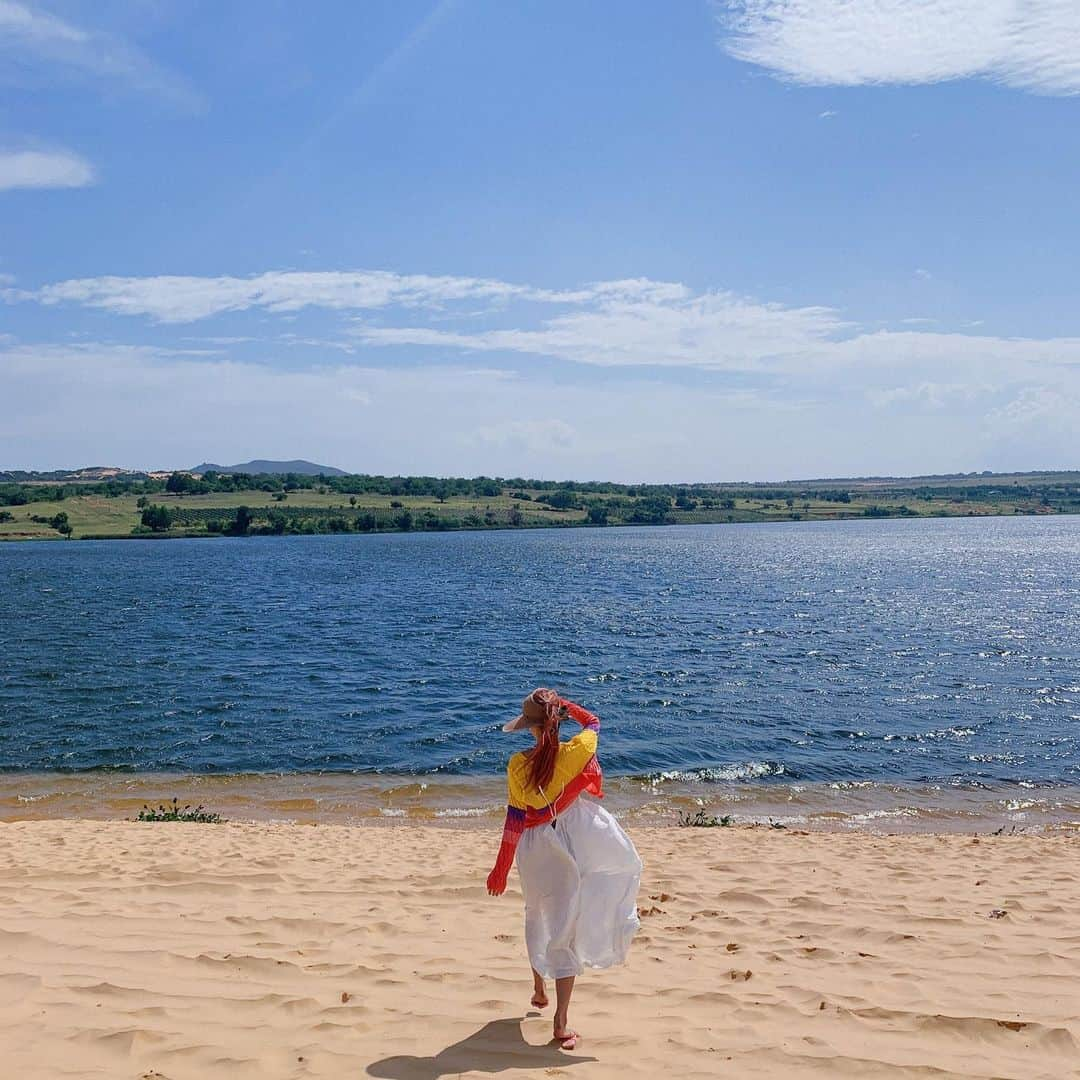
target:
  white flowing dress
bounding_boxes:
[515,795,642,980]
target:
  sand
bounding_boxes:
[0,821,1077,1080]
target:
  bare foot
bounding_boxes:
[553,1027,579,1050]
[530,989,549,1008]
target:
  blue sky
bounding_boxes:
[2,0,1078,481]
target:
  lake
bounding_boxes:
[2,516,1078,829]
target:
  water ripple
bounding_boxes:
[0,516,1078,785]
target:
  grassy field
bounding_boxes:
[0,489,581,540]
[1,475,1076,542]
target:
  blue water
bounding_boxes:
[1,517,1078,786]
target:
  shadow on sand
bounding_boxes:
[366,1016,598,1079]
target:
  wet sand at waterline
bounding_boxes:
[6,771,1080,832]
[1,821,1077,1079]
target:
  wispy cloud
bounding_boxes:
[11,266,1080,390]
[0,0,82,43]
[0,0,200,107]
[354,291,847,371]
[718,1,1080,95]
[0,146,94,191]
[16,270,689,323]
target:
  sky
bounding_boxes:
[1,0,1078,482]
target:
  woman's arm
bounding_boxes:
[486,804,525,896]
[488,760,527,897]
[555,698,600,776]
[559,698,600,733]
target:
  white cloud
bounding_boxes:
[0,0,81,42]
[13,266,1080,390]
[2,339,1076,479]
[469,419,577,455]
[826,329,1080,378]
[0,0,199,106]
[355,291,848,371]
[0,147,94,191]
[356,310,1080,390]
[0,343,780,479]
[866,380,989,409]
[988,385,1079,429]
[19,270,685,323]
[718,1,1080,94]
[6,258,1079,477]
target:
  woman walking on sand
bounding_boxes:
[486,688,642,1050]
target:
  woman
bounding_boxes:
[486,688,642,1050]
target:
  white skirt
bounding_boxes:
[516,796,643,980]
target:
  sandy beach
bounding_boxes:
[0,821,1076,1079]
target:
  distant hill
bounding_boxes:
[190,459,347,477]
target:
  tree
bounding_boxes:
[165,471,198,495]
[539,491,578,510]
[49,511,73,536]
[509,505,525,527]
[587,505,609,526]
[630,495,672,525]
[393,509,413,531]
[228,506,253,535]
[140,505,173,532]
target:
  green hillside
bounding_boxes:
[2,469,1077,542]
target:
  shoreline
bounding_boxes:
[4,770,1079,833]
[2,505,1077,543]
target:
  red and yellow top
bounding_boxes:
[486,699,602,895]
